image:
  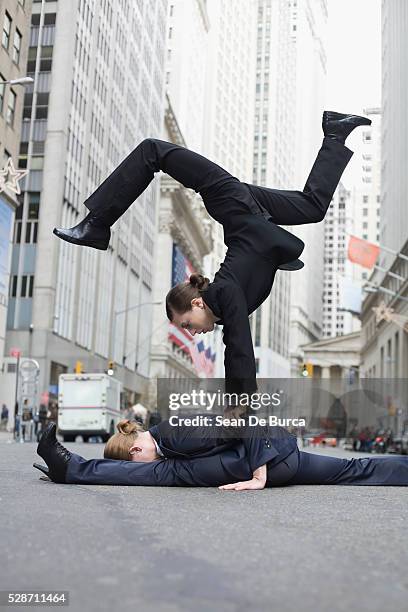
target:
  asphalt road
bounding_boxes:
[1,433,407,612]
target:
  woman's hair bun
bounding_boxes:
[189,273,210,292]
[116,419,139,435]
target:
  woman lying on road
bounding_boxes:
[33,419,408,489]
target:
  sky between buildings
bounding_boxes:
[326,0,381,187]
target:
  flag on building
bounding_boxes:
[205,346,214,376]
[168,243,215,376]
[347,235,380,269]
[338,275,362,315]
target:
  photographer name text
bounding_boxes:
[168,415,306,427]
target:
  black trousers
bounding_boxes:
[266,447,408,487]
[83,137,353,227]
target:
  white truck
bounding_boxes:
[57,373,121,442]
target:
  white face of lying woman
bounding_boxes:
[129,431,161,463]
[172,298,216,336]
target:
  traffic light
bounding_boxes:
[301,363,314,378]
[107,360,115,375]
[75,360,83,374]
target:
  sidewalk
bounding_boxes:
[0,429,13,442]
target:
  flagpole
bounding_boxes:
[377,243,408,263]
[372,264,406,282]
[364,281,408,304]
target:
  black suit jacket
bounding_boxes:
[149,417,298,471]
[201,207,304,394]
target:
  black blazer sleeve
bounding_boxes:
[149,419,297,472]
[149,420,235,459]
[217,282,258,395]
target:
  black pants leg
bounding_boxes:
[83,136,353,228]
[245,137,353,225]
[287,450,408,486]
[83,138,240,226]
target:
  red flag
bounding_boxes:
[347,235,380,269]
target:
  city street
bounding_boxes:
[1,432,407,612]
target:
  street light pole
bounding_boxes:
[0,77,34,86]
[12,351,20,440]
[110,301,162,367]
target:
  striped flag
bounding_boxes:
[168,243,215,377]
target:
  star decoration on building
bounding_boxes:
[372,301,394,324]
[372,301,408,333]
[0,157,29,195]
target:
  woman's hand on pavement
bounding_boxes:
[218,477,266,491]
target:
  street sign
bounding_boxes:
[20,359,40,382]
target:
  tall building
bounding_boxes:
[201,0,258,378]
[288,0,328,375]
[164,0,209,151]
[5,0,168,410]
[322,109,381,340]
[250,0,295,378]
[380,0,408,269]
[0,0,32,374]
[322,182,352,338]
[351,107,381,282]
[359,1,408,385]
[148,1,213,401]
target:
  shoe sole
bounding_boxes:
[53,228,109,250]
[278,260,305,271]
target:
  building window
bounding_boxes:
[363,195,369,203]
[363,208,368,216]
[2,12,12,51]
[12,28,22,64]
[10,275,17,297]
[20,275,34,297]
[6,89,16,126]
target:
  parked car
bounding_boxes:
[302,431,337,447]
[390,432,408,455]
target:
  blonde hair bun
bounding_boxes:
[116,419,140,435]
